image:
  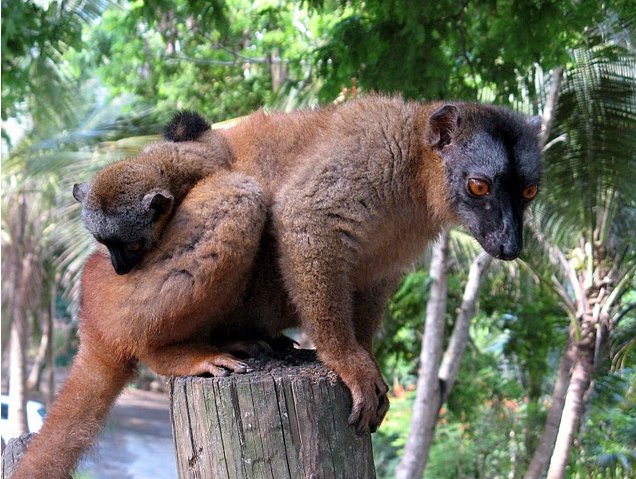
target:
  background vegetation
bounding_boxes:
[2,1,635,478]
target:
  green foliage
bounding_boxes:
[479,276,568,399]
[374,315,535,479]
[612,297,636,370]
[543,42,636,242]
[1,0,108,139]
[375,270,430,383]
[373,390,415,478]
[574,368,636,478]
[314,0,616,102]
[76,0,337,121]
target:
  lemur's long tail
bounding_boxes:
[12,344,135,479]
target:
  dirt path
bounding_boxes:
[77,387,177,479]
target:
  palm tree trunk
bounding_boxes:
[523,340,575,479]
[7,195,31,438]
[8,315,29,437]
[46,280,56,407]
[8,255,32,438]
[397,240,493,479]
[539,66,564,150]
[27,307,51,392]
[396,230,450,479]
[546,317,595,479]
[522,64,571,479]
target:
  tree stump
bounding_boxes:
[1,434,34,479]
[170,349,376,479]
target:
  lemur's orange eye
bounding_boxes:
[128,242,142,252]
[522,184,538,201]
[467,178,491,197]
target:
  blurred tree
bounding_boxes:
[523,37,636,479]
[1,0,103,439]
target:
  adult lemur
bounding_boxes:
[14,95,541,479]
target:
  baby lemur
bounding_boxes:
[72,111,229,274]
[14,95,541,479]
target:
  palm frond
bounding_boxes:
[543,44,636,243]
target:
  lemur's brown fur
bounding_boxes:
[14,95,541,478]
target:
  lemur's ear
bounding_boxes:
[527,116,542,135]
[143,190,174,220]
[164,111,211,142]
[428,104,461,150]
[73,183,89,204]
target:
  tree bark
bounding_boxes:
[170,349,375,479]
[6,192,43,439]
[26,280,56,406]
[269,48,287,92]
[395,230,450,479]
[9,247,42,437]
[523,341,574,479]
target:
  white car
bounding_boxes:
[0,395,45,444]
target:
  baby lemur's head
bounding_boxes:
[428,103,542,260]
[73,111,214,275]
[73,157,176,275]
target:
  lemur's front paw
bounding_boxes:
[333,352,389,435]
[193,353,254,377]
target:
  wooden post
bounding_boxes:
[170,350,376,479]
[1,434,41,479]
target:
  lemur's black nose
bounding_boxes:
[498,242,521,261]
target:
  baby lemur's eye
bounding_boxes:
[128,242,142,252]
[522,184,538,201]
[467,178,491,197]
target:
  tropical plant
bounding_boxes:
[523,37,636,479]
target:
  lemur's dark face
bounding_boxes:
[429,104,542,260]
[79,204,152,275]
[73,182,173,275]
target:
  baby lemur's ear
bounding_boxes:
[143,190,174,219]
[73,183,89,204]
[164,111,211,142]
[428,104,461,150]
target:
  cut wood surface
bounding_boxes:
[170,349,376,479]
